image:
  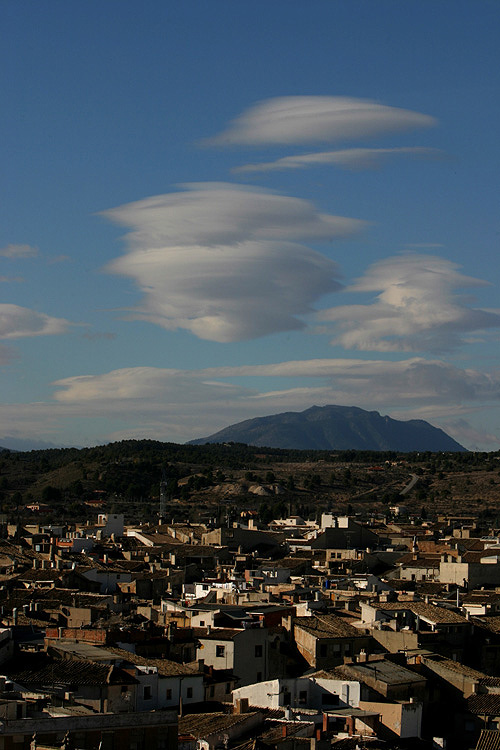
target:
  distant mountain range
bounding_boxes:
[189,405,466,452]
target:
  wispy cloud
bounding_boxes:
[0,304,73,339]
[48,357,500,446]
[0,355,498,448]
[0,244,38,259]
[102,183,365,342]
[234,147,445,174]
[207,96,436,146]
[319,253,500,352]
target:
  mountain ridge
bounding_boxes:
[189,405,466,452]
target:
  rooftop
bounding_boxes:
[294,614,365,639]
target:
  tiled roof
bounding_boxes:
[193,627,242,640]
[8,658,137,688]
[476,729,500,750]
[423,656,486,679]
[15,569,62,582]
[468,694,500,716]
[294,614,365,639]
[463,592,500,604]
[178,712,259,738]
[372,601,467,625]
[473,617,500,634]
[480,677,500,688]
[106,647,201,676]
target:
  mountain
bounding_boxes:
[189,405,466,452]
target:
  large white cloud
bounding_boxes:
[103,183,364,342]
[208,96,436,146]
[319,254,500,352]
[0,304,72,339]
[235,147,444,174]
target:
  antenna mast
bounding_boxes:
[159,469,168,520]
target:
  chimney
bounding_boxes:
[198,658,204,672]
[235,698,249,714]
[358,649,367,663]
[281,725,288,738]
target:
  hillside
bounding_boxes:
[1,439,499,525]
[190,405,466,452]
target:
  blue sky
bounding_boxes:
[1,1,500,450]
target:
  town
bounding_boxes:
[0,444,499,750]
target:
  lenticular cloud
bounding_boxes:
[208,96,436,146]
[320,254,500,352]
[103,183,364,342]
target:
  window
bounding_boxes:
[143,686,152,700]
[216,645,225,658]
[319,644,327,657]
[298,690,307,704]
[226,682,231,693]
[257,672,262,681]
[199,620,205,626]
[187,687,193,698]
[166,688,172,700]
[255,645,263,658]
[210,685,215,697]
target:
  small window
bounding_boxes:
[210,685,215,697]
[226,682,231,693]
[143,685,152,700]
[199,620,205,626]
[187,687,193,698]
[299,690,307,704]
[319,644,327,657]
[257,672,262,681]
[216,645,225,658]
[255,645,263,658]
[166,688,172,700]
